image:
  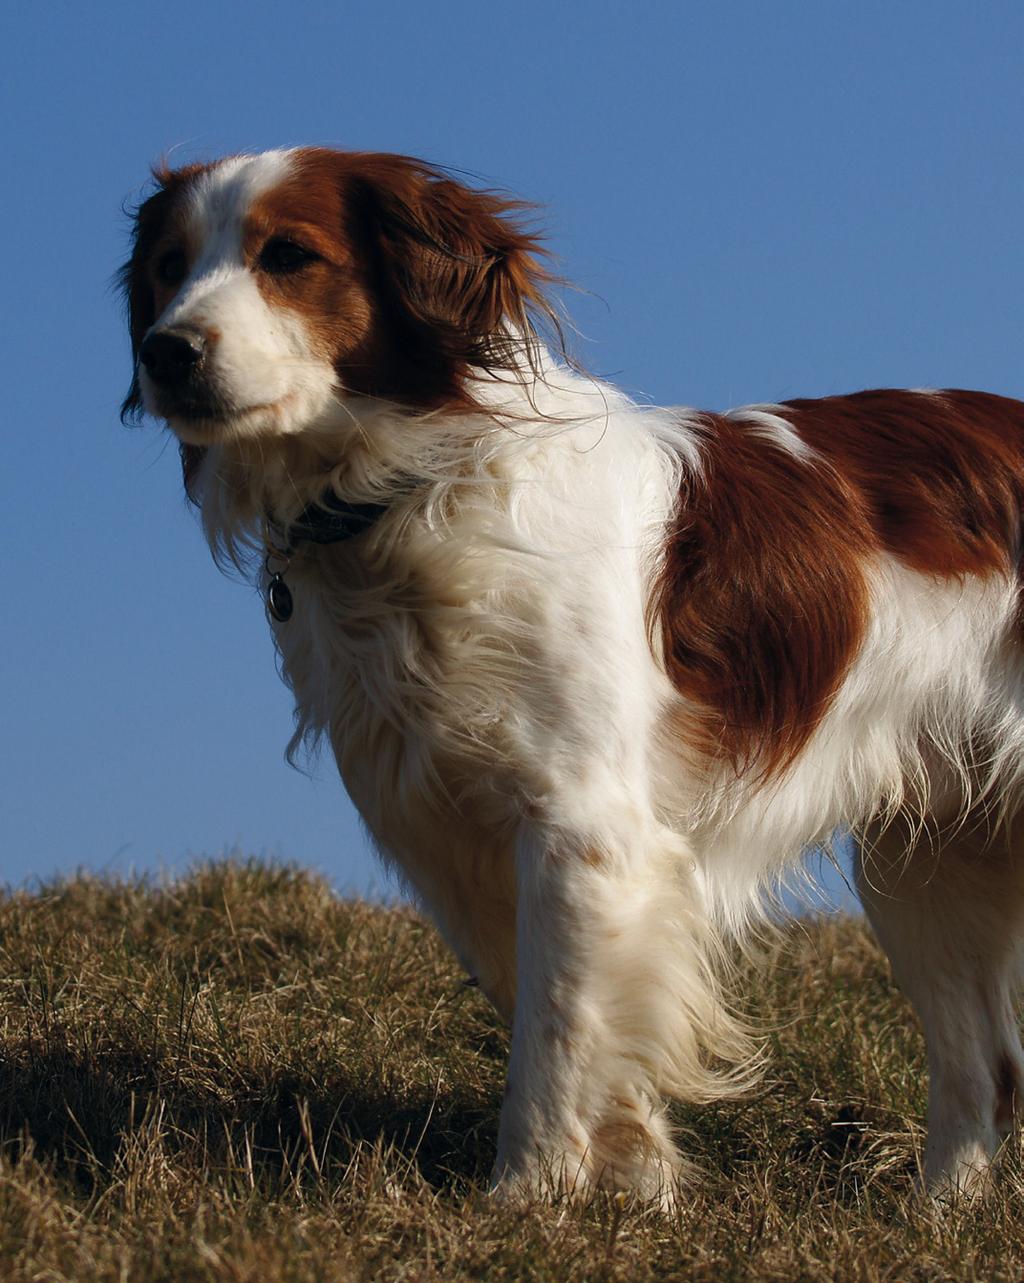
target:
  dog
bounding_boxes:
[122,146,1024,1203]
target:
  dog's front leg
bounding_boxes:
[491,811,730,1205]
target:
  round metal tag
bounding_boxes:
[266,575,294,623]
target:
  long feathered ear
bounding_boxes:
[118,165,209,500]
[118,176,178,424]
[345,156,565,407]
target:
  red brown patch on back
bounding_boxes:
[652,411,872,778]
[784,389,1024,579]
[652,390,1024,779]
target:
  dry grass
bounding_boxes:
[0,859,1021,1281]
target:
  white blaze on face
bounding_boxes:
[144,150,338,441]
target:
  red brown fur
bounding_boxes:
[651,412,872,778]
[786,389,1024,579]
[654,390,1024,779]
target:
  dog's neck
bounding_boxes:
[183,350,616,571]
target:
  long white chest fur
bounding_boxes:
[264,375,694,1011]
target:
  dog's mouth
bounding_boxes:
[142,375,230,427]
[156,391,293,444]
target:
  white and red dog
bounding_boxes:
[123,147,1024,1202]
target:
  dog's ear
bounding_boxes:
[119,165,208,499]
[119,175,177,424]
[346,156,562,406]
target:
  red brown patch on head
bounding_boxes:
[243,148,562,409]
[242,152,376,388]
[653,389,1024,781]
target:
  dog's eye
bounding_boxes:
[155,248,187,286]
[259,238,319,274]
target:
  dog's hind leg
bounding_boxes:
[856,814,1024,1197]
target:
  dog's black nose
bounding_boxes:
[139,329,205,386]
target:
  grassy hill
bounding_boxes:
[0,859,1020,1281]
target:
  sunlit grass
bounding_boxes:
[0,859,1019,1281]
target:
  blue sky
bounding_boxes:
[3,2,1021,908]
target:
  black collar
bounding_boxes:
[263,489,391,624]
[270,490,391,552]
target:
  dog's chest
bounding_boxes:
[270,536,529,850]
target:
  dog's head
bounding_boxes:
[121,149,557,465]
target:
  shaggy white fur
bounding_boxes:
[129,149,1024,1204]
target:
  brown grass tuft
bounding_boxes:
[0,859,1020,1281]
